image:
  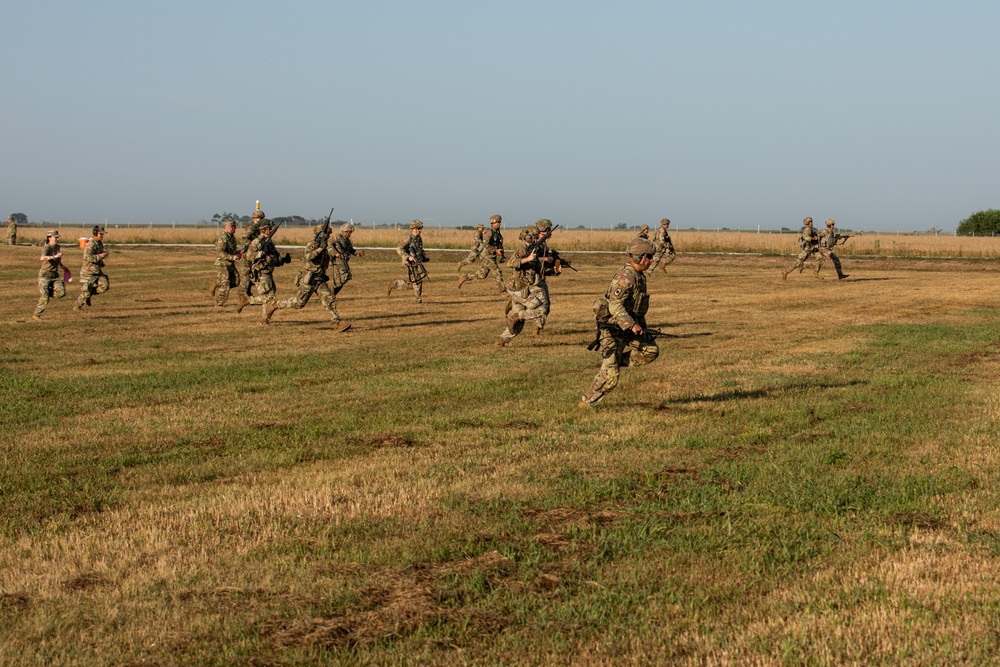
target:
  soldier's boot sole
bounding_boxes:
[332,322,351,333]
[236,295,251,314]
[209,280,218,296]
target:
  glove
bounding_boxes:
[282,252,291,265]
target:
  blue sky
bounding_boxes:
[3,1,998,231]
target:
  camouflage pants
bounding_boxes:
[390,276,423,303]
[815,248,845,278]
[647,248,675,271]
[76,272,109,307]
[216,264,239,305]
[35,276,66,315]
[458,249,482,268]
[581,330,659,406]
[239,258,253,296]
[332,264,352,290]
[248,271,276,317]
[277,277,340,322]
[788,247,819,272]
[7,234,15,246]
[499,284,547,342]
[462,255,505,289]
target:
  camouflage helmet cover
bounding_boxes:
[92,225,106,236]
[519,227,537,242]
[627,238,655,258]
[803,216,813,224]
[223,218,237,227]
[341,223,355,233]
[259,218,273,229]
[46,229,60,239]
[825,218,836,226]
[640,224,649,233]
[660,218,671,226]
[535,218,552,232]
[476,222,485,229]
[489,214,502,224]
[252,209,266,220]
[410,219,424,229]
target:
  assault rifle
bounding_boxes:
[587,321,661,351]
[314,208,335,247]
[834,231,860,246]
[258,220,291,265]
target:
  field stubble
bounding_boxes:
[1,241,1000,664]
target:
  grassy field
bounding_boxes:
[2,240,1000,665]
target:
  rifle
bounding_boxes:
[255,220,291,266]
[314,208,335,247]
[587,321,661,350]
[835,232,859,246]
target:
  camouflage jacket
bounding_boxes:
[39,243,65,279]
[241,221,262,252]
[508,243,542,289]
[215,230,238,266]
[330,233,357,272]
[605,264,649,332]
[247,236,279,272]
[7,221,16,236]
[799,226,819,250]
[300,239,330,276]
[396,234,427,264]
[819,228,841,250]
[80,238,106,277]
[470,229,485,254]
[653,227,673,251]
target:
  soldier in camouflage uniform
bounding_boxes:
[237,219,289,321]
[815,218,849,280]
[456,222,486,271]
[74,226,109,311]
[636,224,650,241]
[530,218,561,334]
[782,217,820,280]
[330,222,365,298]
[210,219,240,306]
[266,222,353,332]
[580,238,659,407]
[647,218,676,273]
[239,205,266,296]
[7,215,17,245]
[387,220,428,303]
[458,214,506,293]
[32,230,71,320]
[495,227,546,347]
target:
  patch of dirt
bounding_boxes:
[0,592,31,611]
[523,506,620,526]
[889,510,947,529]
[364,432,418,448]
[63,572,108,591]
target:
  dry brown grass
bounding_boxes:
[2,243,1000,664]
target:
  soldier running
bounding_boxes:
[387,220,429,303]
[782,216,820,280]
[458,214,506,293]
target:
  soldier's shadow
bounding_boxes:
[645,380,866,408]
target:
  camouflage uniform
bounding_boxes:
[457,225,485,270]
[74,227,109,309]
[34,231,69,318]
[581,239,659,407]
[636,224,650,241]
[815,219,849,280]
[239,221,283,319]
[496,227,546,347]
[239,208,265,296]
[530,219,561,332]
[212,222,240,306]
[330,225,362,293]
[388,220,428,303]
[782,217,820,279]
[458,214,506,293]
[269,225,345,328]
[647,219,676,272]
[7,216,16,245]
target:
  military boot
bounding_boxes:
[386,280,395,297]
[236,294,251,313]
[31,313,41,321]
[209,280,218,296]
[838,273,849,280]
[457,274,468,289]
[781,270,789,281]
[264,301,279,322]
[331,321,352,333]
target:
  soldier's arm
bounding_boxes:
[607,275,638,332]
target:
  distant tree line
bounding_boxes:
[209,213,347,227]
[956,210,1000,236]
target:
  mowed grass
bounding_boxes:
[2,242,1000,665]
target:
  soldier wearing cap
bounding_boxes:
[458,214,506,294]
[237,218,289,322]
[816,218,849,280]
[495,226,546,347]
[580,237,659,407]
[7,215,17,246]
[210,219,240,306]
[456,222,486,271]
[387,220,428,303]
[647,218,676,273]
[266,222,357,332]
[782,216,820,280]
[239,204,267,297]
[74,226,109,311]
[330,222,365,297]
[33,230,71,320]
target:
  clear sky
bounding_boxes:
[3,1,998,231]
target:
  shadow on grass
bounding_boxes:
[649,379,867,407]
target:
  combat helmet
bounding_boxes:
[660,218,671,226]
[410,219,424,229]
[489,214,502,224]
[825,218,836,227]
[92,225,106,236]
[519,227,537,243]
[803,216,813,224]
[626,238,655,259]
[535,218,552,232]
[640,224,649,233]
[341,223,355,233]
[252,200,266,220]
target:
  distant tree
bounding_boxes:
[613,223,628,230]
[9,213,27,224]
[957,209,1000,236]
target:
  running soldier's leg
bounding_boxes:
[625,336,659,367]
[216,265,232,305]
[316,281,340,322]
[581,332,625,405]
[35,277,53,316]
[95,274,109,295]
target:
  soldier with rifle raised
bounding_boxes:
[815,218,852,280]
[329,221,365,302]
[239,201,266,296]
[237,218,290,322]
[580,237,659,407]
[387,219,429,303]
[495,226,547,348]
[266,209,351,331]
